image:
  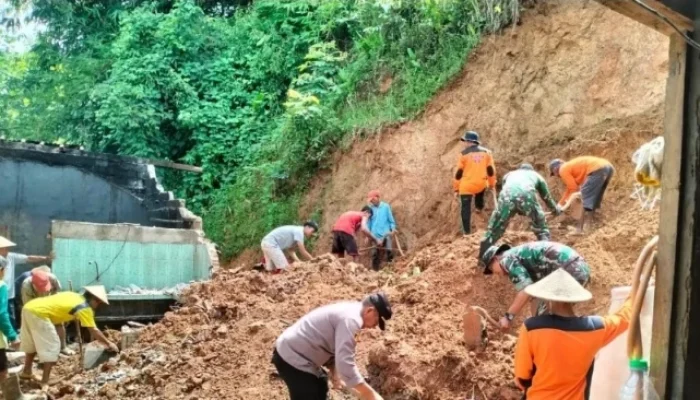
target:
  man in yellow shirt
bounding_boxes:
[20,286,119,385]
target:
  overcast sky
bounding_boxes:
[0,1,44,53]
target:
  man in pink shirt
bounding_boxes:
[331,207,379,261]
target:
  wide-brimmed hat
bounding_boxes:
[0,237,16,249]
[84,285,110,305]
[480,244,511,274]
[368,291,392,331]
[524,269,592,303]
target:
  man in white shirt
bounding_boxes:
[0,237,53,329]
[258,222,318,273]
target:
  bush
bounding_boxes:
[1,0,520,260]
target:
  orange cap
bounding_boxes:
[31,270,52,293]
[367,190,380,200]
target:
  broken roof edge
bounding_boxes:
[0,138,202,173]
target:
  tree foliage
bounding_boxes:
[0,0,520,259]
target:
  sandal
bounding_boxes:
[18,372,40,381]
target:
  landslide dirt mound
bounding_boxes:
[300,0,668,252]
[51,203,658,400]
[46,1,667,399]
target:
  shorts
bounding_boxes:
[331,231,358,257]
[261,244,289,271]
[20,308,61,363]
[581,165,614,211]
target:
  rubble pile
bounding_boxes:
[45,247,525,399]
[46,190,658,399]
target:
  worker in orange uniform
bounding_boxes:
[549,156,614,234]
[513,269,632,400]
[453,131,497,235]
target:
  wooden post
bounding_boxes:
[68,281,84,372]
[650,33,687,397]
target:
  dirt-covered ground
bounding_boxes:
[45,202,658,400]
[28,0,668,399]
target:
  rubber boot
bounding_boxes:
[1,375,27,400]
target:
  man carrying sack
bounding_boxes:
[20,285,119,386]
[272,292,392,400]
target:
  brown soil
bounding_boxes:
[299,0,667,252]
[48,210,658,400]
[44,1,668,399]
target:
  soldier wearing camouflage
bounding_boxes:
[480,241,591,331]
[479,164,560,258]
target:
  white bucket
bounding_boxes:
[589,285,655,399]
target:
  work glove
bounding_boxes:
[554,205,562,216]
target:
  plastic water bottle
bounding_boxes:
[619,359,648,400]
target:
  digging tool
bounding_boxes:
[627,236,658,360]
[491,188,498,212]
[68,281,84,372]
[544,192,581,216]
[463,306,500,349]
[391,231,405,257]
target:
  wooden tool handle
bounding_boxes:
[469,306,500,328]
[626,236,659,360]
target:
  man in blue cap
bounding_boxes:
[452,131,497,235]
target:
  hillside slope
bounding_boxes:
[45,1,668,399]
[302,0,667,250]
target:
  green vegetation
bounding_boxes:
[1,0,520,259]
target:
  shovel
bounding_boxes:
[544,192,581,216]
[391,231,405,257]
[491,189,499,212]
[463,306,500,349]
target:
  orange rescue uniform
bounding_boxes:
[514,298,633,400]
[557,156,612,205]
[453,145,497,195]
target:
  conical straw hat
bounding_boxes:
[524,269,592,303]
[0,237,16,249]
[84,285,109,305]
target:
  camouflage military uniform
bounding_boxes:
[500,241,590,315]
[484,169,558,244]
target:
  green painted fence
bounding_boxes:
[52,239,211,292]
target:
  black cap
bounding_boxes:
[361,205,373,217]
[461,131,480,144]
[368,291,392,331]
[303,221,319,232]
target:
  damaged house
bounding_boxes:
[0,139,218,323]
